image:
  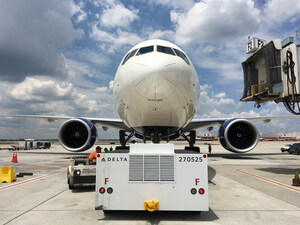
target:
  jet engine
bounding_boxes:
[58,118,98,152]
[218,119,259,153]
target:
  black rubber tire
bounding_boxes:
[67,175,74,190]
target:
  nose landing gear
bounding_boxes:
[182,130,200,152]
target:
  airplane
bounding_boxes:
[2,39,300,153]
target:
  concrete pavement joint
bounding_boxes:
[3,188,68,225]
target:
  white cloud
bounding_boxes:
[197,84,242,118]
[169,1,261,83]
[66,49,111,66]
[169,0,299,85]
[66,59,97,84]
[89,1,143,53]
[215,92,226,98]
[96,86,108,92]
[263,0,300,24]
[188,38,246,83]
[100,3,139,28]
[150,0,195,10]
[90,25,115,42]
[205,108,227,118]
[10,77,76,101]
[172,0,260,45]
[200,84,212,91]
[229,110,260,118]
[5,76,116,117]
[147,30,175,41]
[113,30,144,48]
[90,26,144,53]
[0,0,84,82]
[109,80,114,90]
[72,3,87,23]
[170,10,184,26]
[214,97,236,107]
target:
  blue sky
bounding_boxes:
[0,0,300,139]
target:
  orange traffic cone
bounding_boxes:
[11,153,18,163]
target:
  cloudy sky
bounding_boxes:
[0,0,300,139]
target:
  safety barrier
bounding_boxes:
[0,166,17,183]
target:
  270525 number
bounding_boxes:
[178,157,202,162]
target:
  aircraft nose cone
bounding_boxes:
[132,54,178,100]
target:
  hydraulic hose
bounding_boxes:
[283,50,300,114]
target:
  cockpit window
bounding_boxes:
[136,46,154,56]
[157,45,175,56]
[122,45,190,66]
[173,48,190,65]
[122,49,138,65]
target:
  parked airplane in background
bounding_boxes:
[2,40,299,153]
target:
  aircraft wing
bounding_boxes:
[183,115,300,131]
[2,114,299,133]
[0,115,131,131]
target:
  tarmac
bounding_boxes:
[0,141,300,225]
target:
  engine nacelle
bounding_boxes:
[58,118,98,152]
[218,119,259,153]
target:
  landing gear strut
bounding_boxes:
[182,130,200,152]
[116,130,133,150]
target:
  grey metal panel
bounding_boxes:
[129,155,175,182]
[129,155,143,181]
[160,155,174,181]
[144,155,159,181]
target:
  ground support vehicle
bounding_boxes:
[288,143,300,155]
[95,143,209,212]
[11,141,51,150]
[280,144,292,152]
[67,157,96,189]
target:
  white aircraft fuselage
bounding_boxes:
[113,40,200,141]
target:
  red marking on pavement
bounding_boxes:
[0,169,66,191]
[236,169,300,193]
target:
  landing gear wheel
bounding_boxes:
[68,182,74,190]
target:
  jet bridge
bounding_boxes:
[240,36,300,114]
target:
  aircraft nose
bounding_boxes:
[132,54,179,100]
